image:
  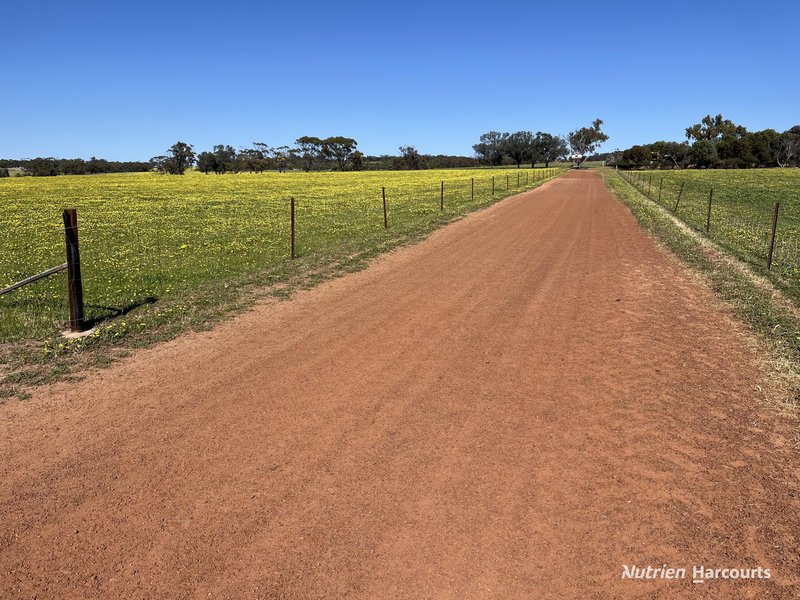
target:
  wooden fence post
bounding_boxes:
[492,176,495,195]
[290,197,296,259]
[517,172,520,187]
[440,180,444,211]
[768,202,780,270]
[674,181,684,212]
[658,178,663,202]
[62,208,85,332]
[382,187,388,229]
[706,188,713,233]
[471,177,474,201]
[506,174,509,190]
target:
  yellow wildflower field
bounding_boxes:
[0,167,561,342]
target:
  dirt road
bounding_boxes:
[1,170,798,598]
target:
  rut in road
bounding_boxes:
[1,170,798,598]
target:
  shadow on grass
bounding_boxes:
[84,296,159,329]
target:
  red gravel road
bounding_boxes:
[1,170,799,598]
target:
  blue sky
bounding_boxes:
[3,0,798,160]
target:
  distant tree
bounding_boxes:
[424,155,476,169]
[568,119,609,167]
[621,145,652,168]
[648,141,669,166]
[772,126,800,167]
[661,141,691,169]
[155,141,195,175]
[0,167,9,177]
[532,132,568,167]
[649,140,690,169]
[398,145,424,170]
[322,137,358,170]
[473,131,508,166]
[59,159,85,175]
[717,136,756,168]
[350,150,364,171]
[685,114,747,142]
[253,142,295,172]
[196,151,215,174]
[212,144,237,174]
[748,129,779,167]
[295,136,324,171]
[24,157,60,176]
[63,158,87,175]
[150,155,168,173]
[237,148,268,173]
[690,140,718,168]
[252,142,274,170]
[86,156,109,174]
[271,145,294,172]
[603,149,622,167]
[504,131,534,168]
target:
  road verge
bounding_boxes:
[603,168,799,432]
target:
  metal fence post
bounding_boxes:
[440,180,444,211]
[706,188,713,233]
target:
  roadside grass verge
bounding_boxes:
[617,168,800,303]
[603,169,800,426]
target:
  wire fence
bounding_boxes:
[618,169,800,294]
[0,168,562,341]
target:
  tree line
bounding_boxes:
[0,137,367,177]
[0,157,152,177]
[471,120,609,168]
[154,139,485,175]
[1,121,611,177]
[149,137,363,175]
[366,150,478,170]
[473,131,568,168]
[611,115,800,169]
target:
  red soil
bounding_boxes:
[1,170,798,598]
